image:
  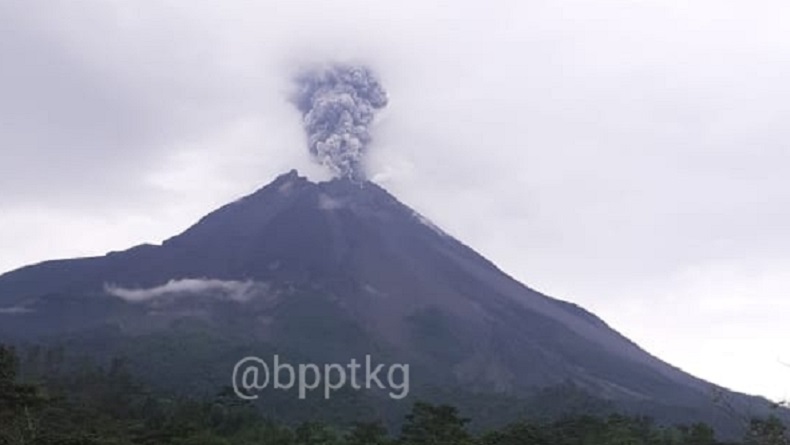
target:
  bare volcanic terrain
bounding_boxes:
[0,170,778,433]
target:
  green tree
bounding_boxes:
[745,416,789,445]
[479,422,549,445]
[677,422,715,445]
[399,402,473,445]
[0,345,48,445]
[345,421,391,445]
[294,421,339,445]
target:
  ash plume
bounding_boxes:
[291,64,388,180]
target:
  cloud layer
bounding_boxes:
[105,278,267,303]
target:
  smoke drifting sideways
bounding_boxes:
[291,64,388,181]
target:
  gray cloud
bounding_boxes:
[0,306,33,315]
[291,64,388,180]
[105,278,267,303]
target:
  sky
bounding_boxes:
[1,0,789,401]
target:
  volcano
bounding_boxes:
[0,170,777,432]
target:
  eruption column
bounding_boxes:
[291,64,388,180]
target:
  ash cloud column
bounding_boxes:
[291,64,388,180]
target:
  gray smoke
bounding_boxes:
[291,64,388,180]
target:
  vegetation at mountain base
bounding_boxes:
[1,344,788,445]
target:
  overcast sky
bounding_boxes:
[1,0,789,401]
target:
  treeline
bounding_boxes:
[1,345,788,445]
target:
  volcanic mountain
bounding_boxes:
[0,170,776,431]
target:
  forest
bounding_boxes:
[1,344,787,445]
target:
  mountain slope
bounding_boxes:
[0,170,777,432]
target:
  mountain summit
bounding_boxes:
[0,170,775,431]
